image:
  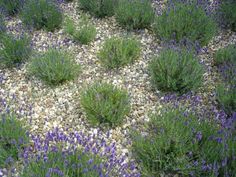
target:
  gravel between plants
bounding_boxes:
[0,0,236,175]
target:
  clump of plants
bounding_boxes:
[0,14,6,35]
[22,128,140,176]
[219,0,236,31]
[80,83,130,126]
[149,49,204,94]
[0,0,24,15]
[0,113,29,168]
[153,2,217,46]
[22,149,103,176]
[132,107,236,176]
[98,36,141,69]
[216,84,236,116]
[115,0,154,30]
[64,15,96,45]
[78,0,117,18]
[20,0,63,31]
[28,48,81,85]
[0,34,31,68]
[214,44,236,85]
[214,44,236,66]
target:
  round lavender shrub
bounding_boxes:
[219,0,236,31]
[153,2,217,46]
[214,44,236,66]
[0,34,32,68]
[28,48,81,85]
[115,0,154,30]
[98,37,141,69]
[149,49,204,94]
[78,0,117,18]
[214,44,236,85]
[80,83,130,126]
[21,128,140,177]
[0,0,24,15]
[216,84,236,117]
[20,0,63,31]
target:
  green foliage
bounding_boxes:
[132,107,235,176]
[216,84,236,116]
[115,0,154,30]
[78,0,117,18]
[214,44,236,66]
[0,113,29,168]
[0,14,6,35]
[0,34,31,68]
[0,0,23,15]
[220,1,236,31]
[28,48,81,85]
[64,16,96,45]
[80,83,130,126]
[64,17,76,36]
[74,24,96,45]
[20,0,63,31]
[153,2,217,46]
[22,149,102,177]
[214,44,236,85]
[149,49,204,94]
[98,37,141,69]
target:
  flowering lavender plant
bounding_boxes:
[22,128,140,177]
[0,112,29,169]
[132,106,236,176]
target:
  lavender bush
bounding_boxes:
[64,15,96,45]
[0,0,24,15]
[78,0,117,18]
[0,34,32,68]
[0,14,6,35]
[132,107,236,176]
[216,84,236,121]
[20,0,63,31]
[98,36,141,69]
[28,48,81,85]
[80,83,130,126]
[0,112,29,168]
[219,0,236,31]
[214,44,236,84]
[214,44,236,67]
[22,128,140,177]
[149,49,204,94]
[115,0,154,30]
[153,1,217,46]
